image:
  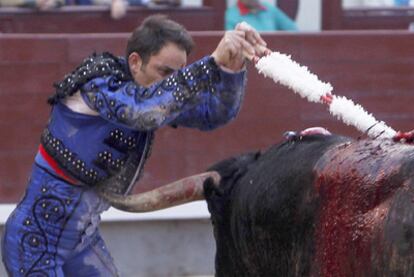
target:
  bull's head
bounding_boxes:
[98,150,261,212]
[98,171,221,212]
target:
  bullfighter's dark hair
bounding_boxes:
[126,14,194,65]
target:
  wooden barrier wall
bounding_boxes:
[322,0,414,30]
[1,31,414,202]
[0,3,227,33]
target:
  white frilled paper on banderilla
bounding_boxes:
[255,52,396,139]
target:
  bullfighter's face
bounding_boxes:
[128,42,187,87]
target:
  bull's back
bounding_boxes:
[206,135,414,277]
[314,139,414,277]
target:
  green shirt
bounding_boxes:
[225,2,298,31]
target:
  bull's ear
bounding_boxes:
[203,176,224,198]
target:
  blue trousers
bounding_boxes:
[2,165,119,276]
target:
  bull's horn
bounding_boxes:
[98,171,221,212]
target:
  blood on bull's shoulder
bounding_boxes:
[204,133,414,277]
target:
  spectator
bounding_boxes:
[0,0,63,10]
[361,0,414,6]
[393,0,412,5]
[225,0,298,31]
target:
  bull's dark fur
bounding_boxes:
[204,134,414,276]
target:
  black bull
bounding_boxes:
[204,134,414,277]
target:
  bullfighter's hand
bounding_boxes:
[211,30,255,72]
[235,22,270,59]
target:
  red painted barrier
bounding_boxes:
[1,31,413,202]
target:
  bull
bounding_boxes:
[101,131,414,276]
[204,133,414,276]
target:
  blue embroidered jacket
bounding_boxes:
[38,53,246,195]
